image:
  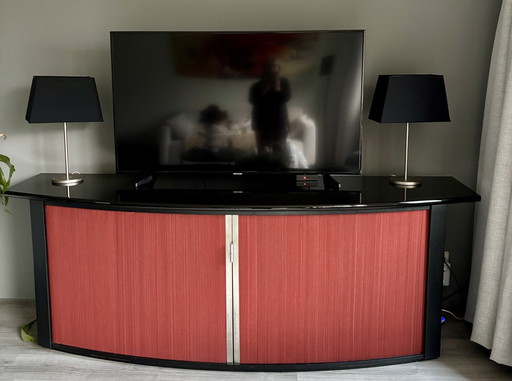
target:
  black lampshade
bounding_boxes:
[369,74,450,123]
[26,76,103,123]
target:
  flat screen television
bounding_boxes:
[110,31,364,176]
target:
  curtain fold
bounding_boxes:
[466,0,512,367]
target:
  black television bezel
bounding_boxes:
[110,30,365,176]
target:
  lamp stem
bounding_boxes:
[389,122,420,188]
[51,122,83,186]
[63,122,70,181]
[404,122,410,181]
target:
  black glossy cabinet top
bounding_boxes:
[7,173,480,212]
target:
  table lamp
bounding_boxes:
[369,74,450,188]
[26,76,103,186]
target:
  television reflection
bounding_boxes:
[111,31,363,173]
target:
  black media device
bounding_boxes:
[110,30,364,189]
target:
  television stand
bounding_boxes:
[6,174,480,371]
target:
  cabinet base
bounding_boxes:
[52,343,426,372]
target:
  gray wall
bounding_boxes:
[0,0,502,311]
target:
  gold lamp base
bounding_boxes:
[389,176,421,188]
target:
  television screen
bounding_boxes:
[110,31,364,174]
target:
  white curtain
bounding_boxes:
[466,0,512,367]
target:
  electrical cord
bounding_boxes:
[441,259,467,321]
[442,308,465,321]
[443,258,464,301]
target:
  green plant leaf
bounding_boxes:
[0,153,15,208]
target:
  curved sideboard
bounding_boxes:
[8,174,480,371]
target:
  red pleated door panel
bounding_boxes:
[238,210,429,364]
[45,206,227,363]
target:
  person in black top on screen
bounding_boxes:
[249,57,291,156]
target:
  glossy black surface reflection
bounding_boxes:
[8,174,480,211]
[110,31,364,174]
